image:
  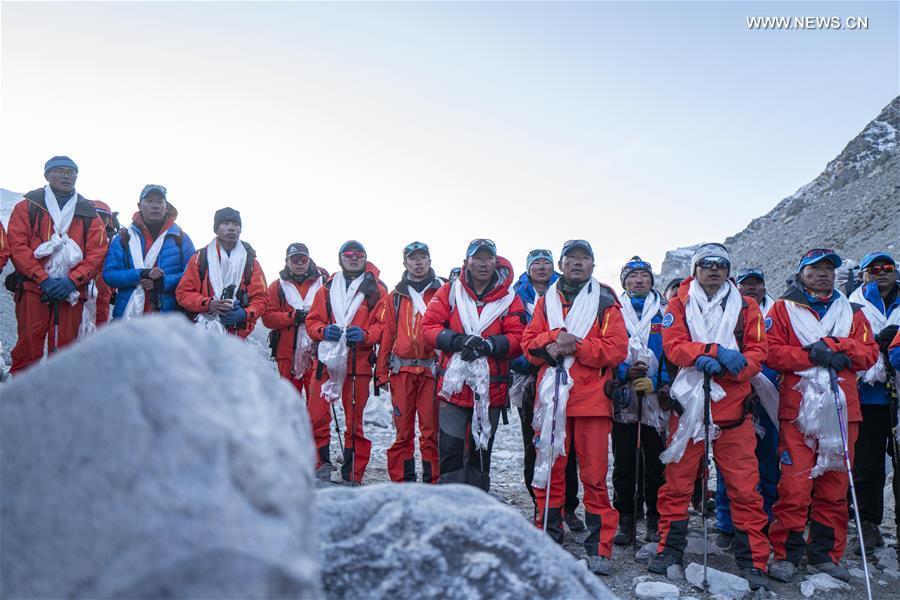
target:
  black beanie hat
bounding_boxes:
[213,207,242,231]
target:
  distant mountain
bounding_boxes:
[658,96,900,294]
[1,188,23,228]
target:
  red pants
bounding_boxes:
[657,417,769,570]
[308,365,371,483]
[275,357,312,400]
[535,416,617,558]
[770,420,858,566]
[386,371,439,483]
[11,292,84,374]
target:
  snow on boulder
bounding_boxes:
[798,572,850,598]
[635,580,680,599]
[316,483,615,599]
[685,562,749,600]
[1,315,320,598]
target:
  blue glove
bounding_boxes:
[345,326,365,344]
[891,346,900,370]
[695,356,723,375]
[39,278,58,297]
[716,346,747,375]
[58,277,76,297]
[323,324,343,342]
[219,306,247,326]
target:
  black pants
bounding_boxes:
[518,382,580,513]
[612,420,666,519]
[438,400,501,491]
[853,403,898,525]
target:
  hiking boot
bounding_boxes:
[648,550,682,574]
[767,560,797,583]
[854,521,884,556]
[613,514,635,545]
[740,567,770,591]
[564,511,586,532]
[315,462,336,482]
[586,555,613,576]
[809,561,850,582]
[716,530,734,550]
[645,516,660,543]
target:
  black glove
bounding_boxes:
[829,352,852,372]
[805,340,834,368]
[293,310,308,326]
[451,334,472,353]
[626,363,649,381]
[876,324,899,353]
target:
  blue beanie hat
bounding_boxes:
[44,156,78,174]
[526,249,553,271]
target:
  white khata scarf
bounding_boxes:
[33,185,83,306]
[439,278,516,450]
[532,278,601,489]
[786,292,853,477]
[317,271,366,403]
[77,280,98,340]
[750,294,779,431]
[195,239,247,335]
[660,280,742,464]
[618,290,668,431]
[280,276,322,381]
[850,285,900,385]
[122,225,171,320]
[407,284,429,320]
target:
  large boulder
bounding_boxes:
[316,483,615,599]
[1,316,320,598]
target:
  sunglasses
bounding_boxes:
[341,250,366,259]
[737,267,764,279]
[804,248,835,259]
[289,254,309,265]
[624,260,652,272]
[528,249,552,259]
[697,257,730,270]
[404,241,429,256]
[469,238,496,248]
[866,263,896,275]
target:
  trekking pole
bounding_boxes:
[883,354,900,550]
[475,393,486,491]
[829,369,873,600]
[50,300,60,354]
[350,342,358,485]
[543,365,566,534]
[633,390,645,551]
[701,372,712,592]
[331,404,345,456]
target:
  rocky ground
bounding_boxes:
[323,397,899,600]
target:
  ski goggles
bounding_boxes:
[140,184,167,201]
[736,268,765,283]
[797,248,842,271]
[865,263,896,275]
[289,254,310,265]
[561,239,594,259]
[526,249,553,268]
[696,257,730,270]
[623,259,652,273]
[467,238,497,257]
[341,250,366,259]
[403,241,430,258]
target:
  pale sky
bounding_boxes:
[2,1,898,288]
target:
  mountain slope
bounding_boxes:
[658,96,900,293]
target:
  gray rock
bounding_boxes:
[685,534,725,556]
[849,567,868,579]
[633,575,654,585]
[316,483,615,599]
[635,581,680,600]
[636,541,659,564]
[667,563,685,581]
[884,568,900,580]
[685,562,750,600]
[0,316,320,598]
[799,573,850,598]
[875,546,900,570]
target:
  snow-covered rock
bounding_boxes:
[685,562,750,599]
[798,572,850,597]
[0,316,320,598]
[316,483,615,599]
[636,541,659,564]
[667,563,685,581]
[685,533,725,556]
[635,580,680,599]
